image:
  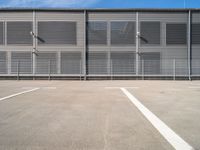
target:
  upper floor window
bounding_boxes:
[140,22,160,45]
[111,21,135,45]
[192,24,200,44]
[7,22,33,45]
[0,22,4,45]
[87,21,107,45]
[166,23,187,45]
[38,21,77,45]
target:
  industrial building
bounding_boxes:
[0,8,199,80]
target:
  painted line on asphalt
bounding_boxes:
[120,87,194,150]
[0,88,40,102]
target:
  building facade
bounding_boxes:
[0,8,199,79]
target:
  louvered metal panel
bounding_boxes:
[38,21,77,45]
[88,52,108,75]
[87,22,107,45]
[166,24,187,45]
[0,22,4,45]
[140,22,160,45]
[140,53,160,75]
[192,24,200,44]
[7,22,33,45]
[11,52,32,74]
[0,52,7,74]
[111,22,135,45]
[61,52,82,74]
[111,52,136,75]
[36,53,57,74]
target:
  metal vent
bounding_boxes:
[11,52,32,74]
[0,22,4,45]
[87,22,107,45]
[166,24,187,45]
[111,22,135,45]
[88,52,108,75]
[140,53,160,75]
[61,52,82,74]
[0,51,7,74]
[38,21,77,45]
[192,24,200,44]
[7,22,33,45]
[111,52,136,75]
[36,53,57,74]
[140,22,160,45]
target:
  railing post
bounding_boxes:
[110,59,113,80]
[142,59,144,80]
[48,59,51,81]
[173,59,176,80]
[80,60,82,81]
[17,61,20,81]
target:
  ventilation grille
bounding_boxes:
[0,51,7,74]
[111,52,136,75]
[88,52,108,75]
[140,53,160,75]
[38,22,77,45]
[140,22,160,45]
[61,52,82,74]
[192,24,200,44]
[11,52,32,74]
[166,24,187,45]
[36,53,57,74]
[0,22,4,45]
[7,22,33,45]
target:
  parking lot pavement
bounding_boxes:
[0,80,199,150]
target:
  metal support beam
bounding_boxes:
[136,12,139,75]
[32,10,36,78]
[83,10,87,80]
[188,10,192,80]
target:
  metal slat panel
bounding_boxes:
[140,53,160,75]
[166,24,187,45]
[192,24,200,44]
[38,21,77,45]
[87,22,107,45]
[88,52,108,75]
[111,22,135,45]
[140,22,160,45]
[61,52,82,74]
[0,52,7,74]
[36,53,57,74]
[11,52,32,74]
[7,22,33,45]
[0,22,4,45]
[111,52,136,75]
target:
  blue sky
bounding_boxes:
[0,0,199,8]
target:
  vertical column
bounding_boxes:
[188,10,191,80]
[136,12,139,75]
[32,10,36,77]
[57,52,61,74]
[83,10,87,80]
[108,21,111,75]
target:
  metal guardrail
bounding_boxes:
[0,59,199,80]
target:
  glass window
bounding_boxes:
[38,21,77,45]
[111,22,135,45]
[87,22,107,45]
[192,24,200,44]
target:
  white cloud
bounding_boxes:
[1,0,100,7]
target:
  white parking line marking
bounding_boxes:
[0,88,40,102]
[105,87,139,89]
[120,88,194,150]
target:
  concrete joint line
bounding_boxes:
[120,87,194,150]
